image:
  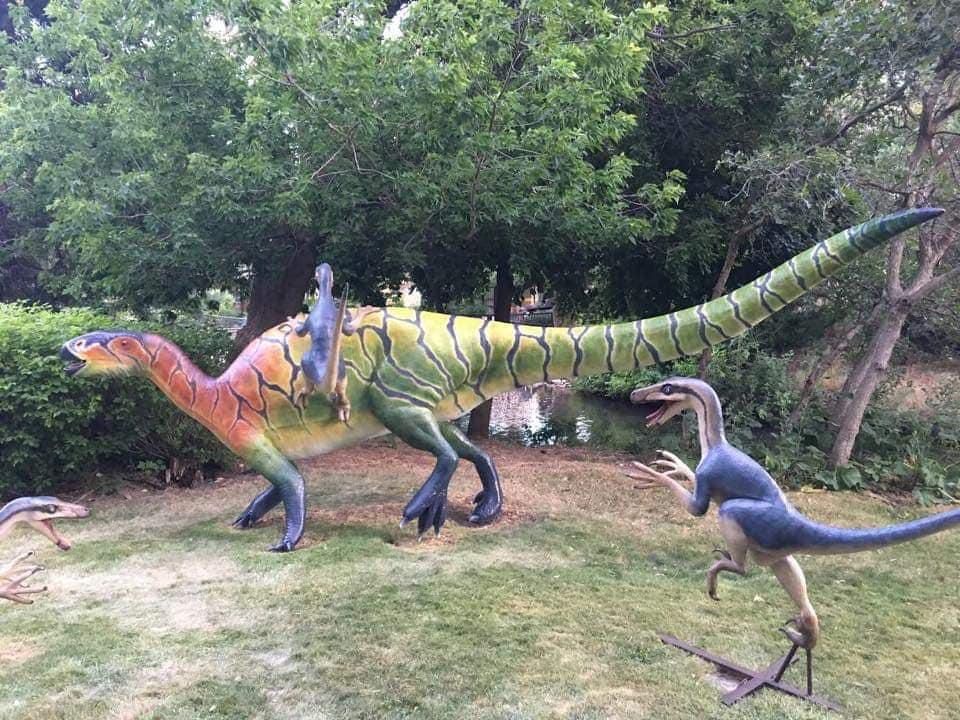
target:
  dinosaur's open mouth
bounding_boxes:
[632,401,667,427]
[59,346,86,376]
[41,520,72,551]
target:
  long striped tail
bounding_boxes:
[794,506,960,555]
[485,207,943,390]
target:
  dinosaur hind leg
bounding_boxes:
[769,555,820,650]
[376,406,459,538]
[439,423,503,525]
[244,445,307,552]
[707,509,750,600]
[232,486,282,529]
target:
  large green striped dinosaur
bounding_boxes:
[59,208,942,551]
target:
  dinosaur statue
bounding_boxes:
[623,377,960,672]
[59,208,942,552]
[0,496,90,603]
[294,262,379,422]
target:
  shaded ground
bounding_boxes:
[1,440,959,719]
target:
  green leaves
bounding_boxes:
[0,303,233,497]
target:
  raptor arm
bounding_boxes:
[342,306,380,336]
[624,451,710,516]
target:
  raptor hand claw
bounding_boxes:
[0,553,47,605]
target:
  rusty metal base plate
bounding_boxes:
[658,633,840,712]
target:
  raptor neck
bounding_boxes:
[691,386,726,461]
[0,501,25,541]
[141,334,217,422]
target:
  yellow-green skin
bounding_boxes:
[62,208,942,551]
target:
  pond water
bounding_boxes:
[455,383,681,454]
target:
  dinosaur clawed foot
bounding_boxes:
[232,510,260,529]
[468,490,502,525]
[707,574,721,601]
[0,552,47,605]
[268,539,297,553]
[400,485,448,539]
[779,616,818,650]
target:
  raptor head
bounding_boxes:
[60,331,151,378]
[629,376,714,428]
[315,263,334,296]
[0,496,90,551]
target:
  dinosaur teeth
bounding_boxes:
[645,403,667,426]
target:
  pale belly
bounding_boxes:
[267,412,391,460]
[267,390,483,460]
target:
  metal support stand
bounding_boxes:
[658,633,840,712]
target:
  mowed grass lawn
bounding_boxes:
[1,440,959,720]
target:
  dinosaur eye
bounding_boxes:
[44,504,57,514]
[661,383,674,395]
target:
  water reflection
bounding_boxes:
[455,383,677,453]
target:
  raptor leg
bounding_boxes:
[707,512,750,600]
[439,423,503,525]
[232,486,282,529]
[770,555,820,650]
[377,407,459,538]
[245,447,306,552]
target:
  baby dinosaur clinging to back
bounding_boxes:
[295,263,376,422]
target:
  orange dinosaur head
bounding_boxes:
[60,331,153,378]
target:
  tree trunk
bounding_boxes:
[827,307,908,467]
[697,218,762,378]
[233,242,317,351]
[467,260,513,438]
[785,301,883,431]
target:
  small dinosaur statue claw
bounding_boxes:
[713,546,732,560]
[0,553,48,605]
[778,617,817,649]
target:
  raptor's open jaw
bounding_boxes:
[629,385,683,428]
[642,402,669,427]
[59,345,86,376]
[41,520,72,551]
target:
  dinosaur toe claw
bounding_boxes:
[268,539,295,553]
[402,487,449,539]
[468,490,502,525]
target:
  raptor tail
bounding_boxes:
[795,506,960,554]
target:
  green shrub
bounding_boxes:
[0,303,234,498]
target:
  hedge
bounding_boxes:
[0,303,235,498]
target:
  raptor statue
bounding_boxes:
[0,496,90,604]
[623,377,960,663]
[59,208,941,552]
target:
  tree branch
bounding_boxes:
[646,23,738,42]
[907,262,960,303]
[817,83,908,148]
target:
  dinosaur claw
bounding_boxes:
[268,539,295,553]
[402,485,449,538]
[468,490,502,525]
[713,546,732,560]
